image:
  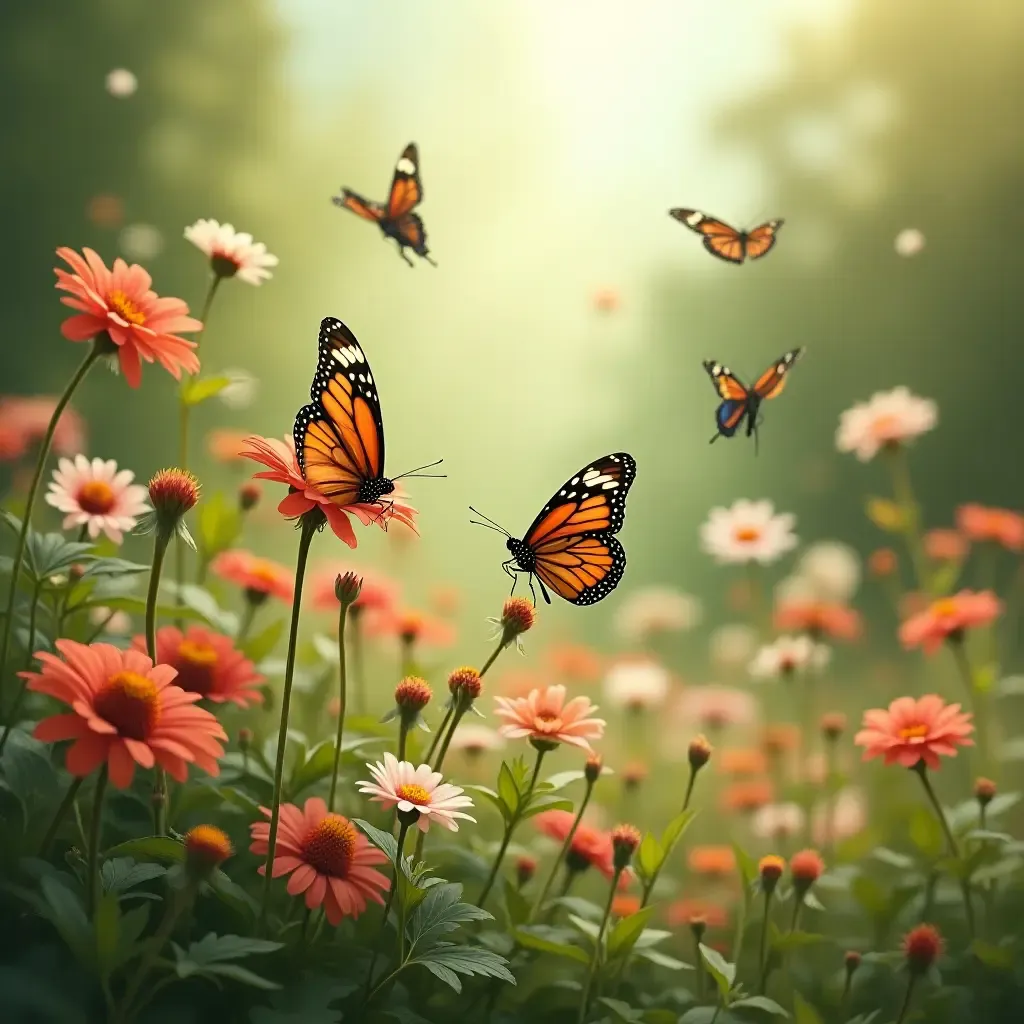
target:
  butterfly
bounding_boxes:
[470,454,637,606]
[703,348,806,448]
[293,317,443,518]
[669,208,784,264]
[332,143,436,267]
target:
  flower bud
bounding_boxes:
[688,734,712,771]
[184,824,233,879]
[844,950,862,975]
[902,923,943,975]
[516,854,537,888]
[143,468,200,546]
[497,596,535,648]
[689,917,707,943]
[758,854,785,895]
[584,754,604,784]
[622,761,647,790]
[789,848,825,899]
[820,712,847,741]
[237,727,253,752]
[611,824,642,872]
[393,676,432,728]
[238,481,261,511]
[868,548,897,578]
[974,777,996,808]
[447,666,482,708]
[335,571,363,607]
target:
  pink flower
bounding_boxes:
[899,590,1001,654]
[774,600,862,641]
[957,504,1024,552]
[836,387,937,461]
[854,695,974,770]
[812,788,867,845]
[241,434,418,548]
[0,396,86,462]
[54,247,201,388]
[356,753,476,833]
[924,529,968,562]
[211,549,294,604]
[675,685,758,732]
[45,455,150,543]
[363,606,456,649]
[493,684,606,753]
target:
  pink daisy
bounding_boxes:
[356,753,476,833]
[493,684,606,752]
[45,455,150,543]
[854,695,974,770]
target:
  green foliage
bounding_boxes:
[198,492,243,565]
[406,943,515,993]
[172,933,284,990]
[698,943,736,999]
[182,375,234,406]
[513,927,591,964]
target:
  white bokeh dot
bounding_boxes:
[105,69,137,98]
[895,228,926,257]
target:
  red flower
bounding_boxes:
[899,590,1001,654]
[364,607,456,649]
[923,529,968,563]
[667,898,728,929]
[902,923,943,974]
[211,549,294,604]
[533,810,616,879]
[688,846,736,877]
[855,694,974,770]
[789,848,825,889]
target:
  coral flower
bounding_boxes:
[24,639,226,787]
[493,684,606,752]
[612,895,641,917]
[774,599,862,641]
[0,396,86,461]
[184,219,278,286]
[545,643,604,683]
[364,607,456,649]
[356,753,476,833]
[701,499,798,565]
[899,590,1001,654]
[924,529,968,563]
[835,387,937,461]
[211,549,294,604]
[54,247,201,387]
[688,846,737,877]
[902,924,943,974]
[718,748,768,776]
[533,810,616,879]
[241,433,418,548]
[854,695,974,770]
[957,504,1024,552]
[206,428,252,463]
[310,563,400,615]
[721,779,774,814]
[667,898,728,929]
[249,797,389,924]
[45,455,150,543]
[132,625,264,707]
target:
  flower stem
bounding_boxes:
[532,780,594,919]
[145,529,172,835]
[397,718,411,762]
[327,601,350,813]
[885,445,929,592]
[258,516,318,931]
[87,766,109,916]
[758,891,773,993]
[479,638,506,678]
[639,767,699,910]
[894,973,918,1024]
[0,346,98,703]
[948,638,990,775]
[0,581,42,752]
[424,706,453,764]
[431,704,467,773]
[38,776,85,856]
[236,599,258,644]
[364,818,412,999]
[789,898,802,934]
[578,866,622,1023]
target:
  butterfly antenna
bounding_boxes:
[468,506,511,537]
[393,459,446,480]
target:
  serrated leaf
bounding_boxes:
[182,375,233,406]
[513,927,590,963]
[408,882,491,950]
[607,906,655,959]
[81,557,149,579]
[175,933,282,966]
[732,995,790,1017]
[408,942,515,993]
[354,818,399,861]
[103,836,184,864]
[249,976,359,1024]
[24,533,93,584]
[100,858,166,894]
[699,943,736,997]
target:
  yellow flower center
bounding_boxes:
[108,289,147,326]
[300,815,358,876]
[174,640,219,697]
[899,723,929,740]
[250,562,281,588]
[931,598,958,618]
[734,526,761,543]
[396,783,431,805]
[93,670,160,740]
[77,479,116,515]
[534,710,564,733]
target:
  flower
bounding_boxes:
[493,684,605,753]
[592,287,621,313]
[185,824,233,876]
[356,753,476,833]
[688,846,736,877]
[836,387,937,461]
[611,824,642,870]
[758,854,785,891]
[211,549,294,604]
[820,712,847,740]
[924,529,968,562]
[534,811,615,879]
[622,761,648,788]
[249,798,389,924]
[615,587,701,642]
[676,686,757,731]
[25,639,226,787]
[334,571,362,606]
[603,657,671,710]
[855,695,974,770]
[753,803,806,841]
[868,548,898,578]
[448,723,505,757]
[0,396,85,461]
[797,542,861,601]
[845,950,863,973]
[448,667,482,705]
[701,499,798,565]
[545,643,604,683]
[241,433,417,548]
[709,624,759,670]
[134,625,264,707]
[894,228,926,257]
[365,607,456,649]
[45,455,149,543]
[718,748,767,776]
[667,898,728,929]
[688,734,713,770]
[490,597,536,650]
[184,219,278,285]
[311,563,399,615]
[899,590,1001,654]
[516,855,538,886]
[975,777,996,806]
[957,504,1024,552]
[812,787,867,844]
[140,468,200,547]
[585,754,605,783]
[902,924,943,974]
[239,482,262,511]
[207,429,251,463]
[761,723,801,756]
[612,894,641,917]
[721,780,774,813]
[55,247,201,387]
[749,635,830,679]
[790,849,825,894]
[105,68,137,97]
[392,677,432,728]
[218,368,258,410]
[774,600,862,641]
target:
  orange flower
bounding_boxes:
[211,549,294,604]
[902,923,943,974]
[957,504,1024,552]
[54,246,201,387]
[25,639,226,787]
[592,287,621,313]
[688,846,736,877]
[924,529,968,562]
[612,894,641,917]
[899,590,1001,654]
[774,599,862,641]
[132,625,264,707]
[206,428,251,463]
[0,396,85,462]
[310,563,400,616]
[721,779,774,813]
[365,607,456,648]
[493,684,605,753]
[667,898,728,929]
[534,810,615,879]
[184,824,233,875]
[760,723,801,756]
[868,548,898,578]
[545,643,604,683]
[718,748,767,776]
[855,695,974,770]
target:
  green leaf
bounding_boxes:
[407,882,491,950]
[24,533,93,584]
[732,995,790,1018]
[82,557,149,579]
[286,739,337,800]
[770,930,825,953]
[793,993,824,1024]
[407,942,515,993]
[241,618,285,663]
[397,867,429,916]
[871,847,914,869]
[249,976,358,1024]
[699,943,736,997]
[908,806,945,860]
[209,869,259,921]
[970,940,1015,969]
[182,375,233,406]
[519,792,574,819]
[661,808,698,852]
[850,876,887,918]
[636,832,664,886]
[90,595,208,624]
[94,892,121,982]
[115,904,151,970]
[569,913,602,941]
[598,998,646,1023]
[965,829,1012,844]
[465,785,505,817]
[174,933,282,969]
[100,858,166,895]
[544,770,586,791]
[866,497,911,533]
[512,927,590,963]
[103,836,185,864]
[552,896,604,920]
[0,727,60,815]
[504,880,531,928]
[733,842,759,889]
[607,905,655,959]
[497,761,522,819]
[197,492,243,565]
[680,1010,735,1024]
[636,948,692,971]
[190,961,281,989]
[354,819,399,861]
[40,875,92,965]
[167,582,238,632]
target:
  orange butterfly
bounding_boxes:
[670,208,784,264]
[332,143,436,267]
[294,317,442,517]
[471,454,636,606]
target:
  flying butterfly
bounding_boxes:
[470,454,636,606]
[670,208,784,264]
[703,348,806,449]
[331,143,436,267]
[293,317,443,520]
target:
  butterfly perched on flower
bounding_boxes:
[471,454,636,606]
[293,317,443,519]
[703,349,806,448]
[332,143,436,267]
[670,208,784,264]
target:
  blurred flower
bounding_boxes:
[868,548,898,578]
[701,499,798,565]
[241,433,418,547]
[497,668,547,698]
[218,368,259,410]
[310,564,399,616]
[357,753,476,833]
[667,898,728,929]
[974,777,997,806]
[592,287,621,313]
[184,219,278,286]
[688,734,713,770]
[612,894,641,917]
[534,811,616,879]
[545,643,603,683]
[797,542,861,601]
[855,695,974,770]
[86,194,124,229]
[45,455,149,543]
[26,639,225,787]
[616,586,701,642]
[758,854,785,892]
[812,787,867,844]
[206,429,251,463]
[774,599,862,641]
[0,396,85,462]
[709,624,759,671]
[676,686,757,731]
[760,723,801,757]
[956,504,1024,552]
[622,761,648,789]
[429,583,461,617]
[902,924,943,974]
[249,798,389,924]
[749,635,830,679]
[718,748,767,776]
[790,849,825,894]
[820,712,847,741]
[836,387,937,461]
[721,779,774,813]
[924,529,967,562]
[448,723,505,757]
[88,606,132,636]
[688,846,736,877]
[494,684,605,753]
[118,224,164,261]
[211,549,294,604]
[894,228,926,257]
[516,855,537,887]
[603,656,671,711]
[55,247,202,388]
[135,625,264,707]
[752,803,805,841]
[899,590,1001,654]
[105,68,137,97]
[365,607,456,649]
[239,482,261,511]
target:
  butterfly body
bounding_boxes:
[670,208,783,264]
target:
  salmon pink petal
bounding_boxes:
[124,738,155,768]
[278,491,312,516]
[271,855,305,877]
[325,507,358,547]
[286,863,317,895]
[34,714,88,742]
[306,874,327,909]
[60,314,105,341]
[118,344,143,388]
[107,741,137,788]
[66,733,110,777]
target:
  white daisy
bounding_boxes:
[709,623,759,670]
[615,586,701,642]
[835,386,937,462]
[603,658,671,710]
[701,499,798,565]
[797,542,861,601]
[45,455,150,544]
[184,219,278,285]
[356,753,476,833]
[749,635,831,679]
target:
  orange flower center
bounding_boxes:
[931,598,958,618]
[871,413,901,438]
[734,526,761,543]
[93,670,160,740]
[396,783,431,805]
[300,815,357,877]
[534,709,564,733]
[174,640,219,697]
[108,289,147,326]
[77,479,116,515]
[250,562,282,589]
[899,723,929,740]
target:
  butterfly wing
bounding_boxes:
[386,143,423,219]
[523,453,636,606]
[670,208,746,264]
[751,347,805,400]
[392,212,431,258]
[332,189,385,222]
[744,219,784,261]
[293,318,386,507]
[703,360,751,437]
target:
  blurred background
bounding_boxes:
[2,0,1023,662]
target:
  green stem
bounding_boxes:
[479,638,506,678]
[364,818,412,999]
[145,530,172,835]
[948,638,989,776]
[578,868,622,1024]
[38,776,85,856]
[640,767,698,909]
[789,898,802,934]
[431,704,467,773]
[758,891,773,993]
[885,445,929,591]
[894,973,918,1024]
[0,581,42,752]
[0,346,98,704]
[424,706,453,764]
[236,599,258,645]
[532,781,594,919]
[258,517,318,931]
[87,766,109,917]
[327,602,350,812]
[397,718,411,762]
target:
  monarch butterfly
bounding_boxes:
[331,143,436,267]
[471,453,636,606]
[293,317,443,517]
[703,348,806,449]
[669,208,784,264]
